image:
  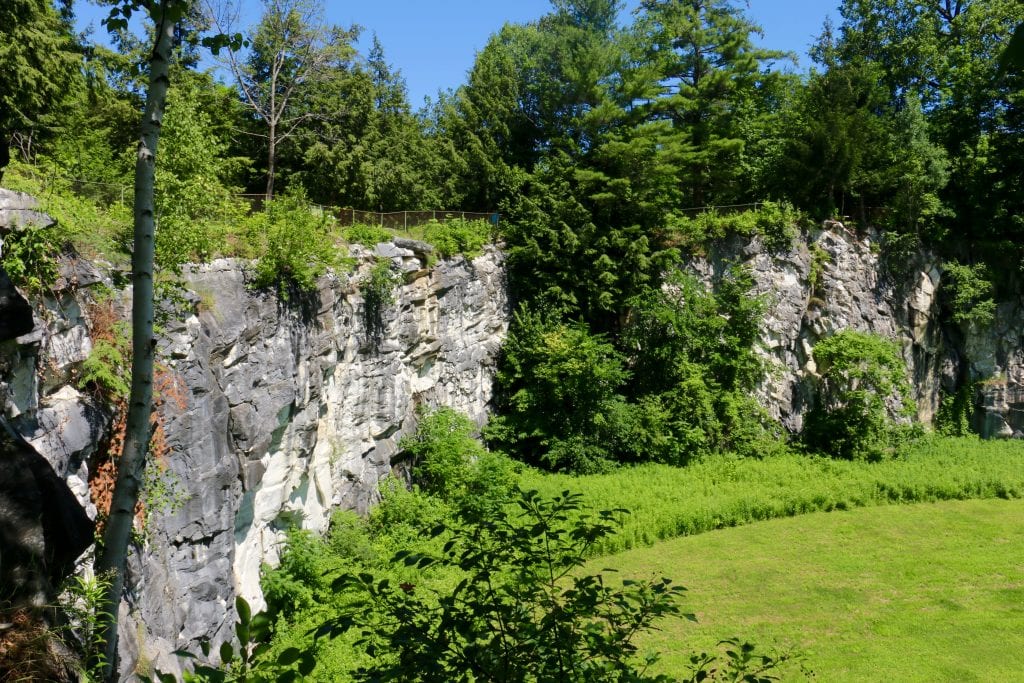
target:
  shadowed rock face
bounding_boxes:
[0,189,93,615]
[0,420,93,609]
[0,267,32,341]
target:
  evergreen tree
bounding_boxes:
[827,0,1024,242]
[633,0,786,206]
[0,0,80,178]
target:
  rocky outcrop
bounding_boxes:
[689,224,1023,435]
[0,189,97,614]
[0,184,509,677]
[119,245,508,675]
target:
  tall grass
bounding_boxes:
[522,437,1024,555]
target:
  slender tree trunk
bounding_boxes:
[0,130,9,183]
[93,5,175,679]
[266,124,276,200]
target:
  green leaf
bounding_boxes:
[235,596,252,627]
[298,653,317,676]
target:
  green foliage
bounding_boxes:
[935,383,978,437]
[249,194,342,295]
[359,259,401,347]
[154,74,250,270]
[942,260,996,327]
[319,489,689,682]
[490,267,775,471]
[633,0,789,207]
[0,0,80,173]
[486,309,631,472]
[0,221,60,295]
[879,230,922,283]
[421,218,492,258]
[3,161,133,264]
[669,202,802,253]
[58,571,114,683]
[999,22,1024,73]
[140,462,187,534]
[523,436,1024,556]
[804,330,916,460]
[79,339,130,400]
[399,407,518,519]
[258,411,523,681]
[807,243,831,296]
[343,223,392,247]
[261,529,331,618]
[824,0,1024,244]
[621,267,773,462]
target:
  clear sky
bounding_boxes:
[75,1,842,107]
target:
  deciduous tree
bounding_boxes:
[210,0,358,199]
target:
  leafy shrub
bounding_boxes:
[0,222,61,295]
[249,194,342,295]
[262,528,335,618]
[942,260,995,327]
[804,330,916,460]
[319,489,690,682]
[2,160,131,265]
[486,309,631,473]
[399,407,519,519]
[670,201,801,252]
[79,339,130,399]
[621,267,773,462]
[421,217,491,258]
[153,76,250,270]
[367,478,454,553]
[935,383,977,437]
[343,223,392,247]
[808,243,831,296]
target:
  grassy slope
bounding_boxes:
[606,498,1024,681]
[522,437,1024,555]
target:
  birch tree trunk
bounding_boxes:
[93,4,176,679]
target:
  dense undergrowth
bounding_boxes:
[242,409,1023,681]
[0,161,494,298]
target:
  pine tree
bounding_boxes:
[0,0,80,177]
[634,0,785,206]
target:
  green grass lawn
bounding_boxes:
[604,499,1024,682]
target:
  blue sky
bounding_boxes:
[76,1,842,107]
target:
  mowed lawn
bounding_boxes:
[604,499,1024,682]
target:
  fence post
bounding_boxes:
[404,211,407,234]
